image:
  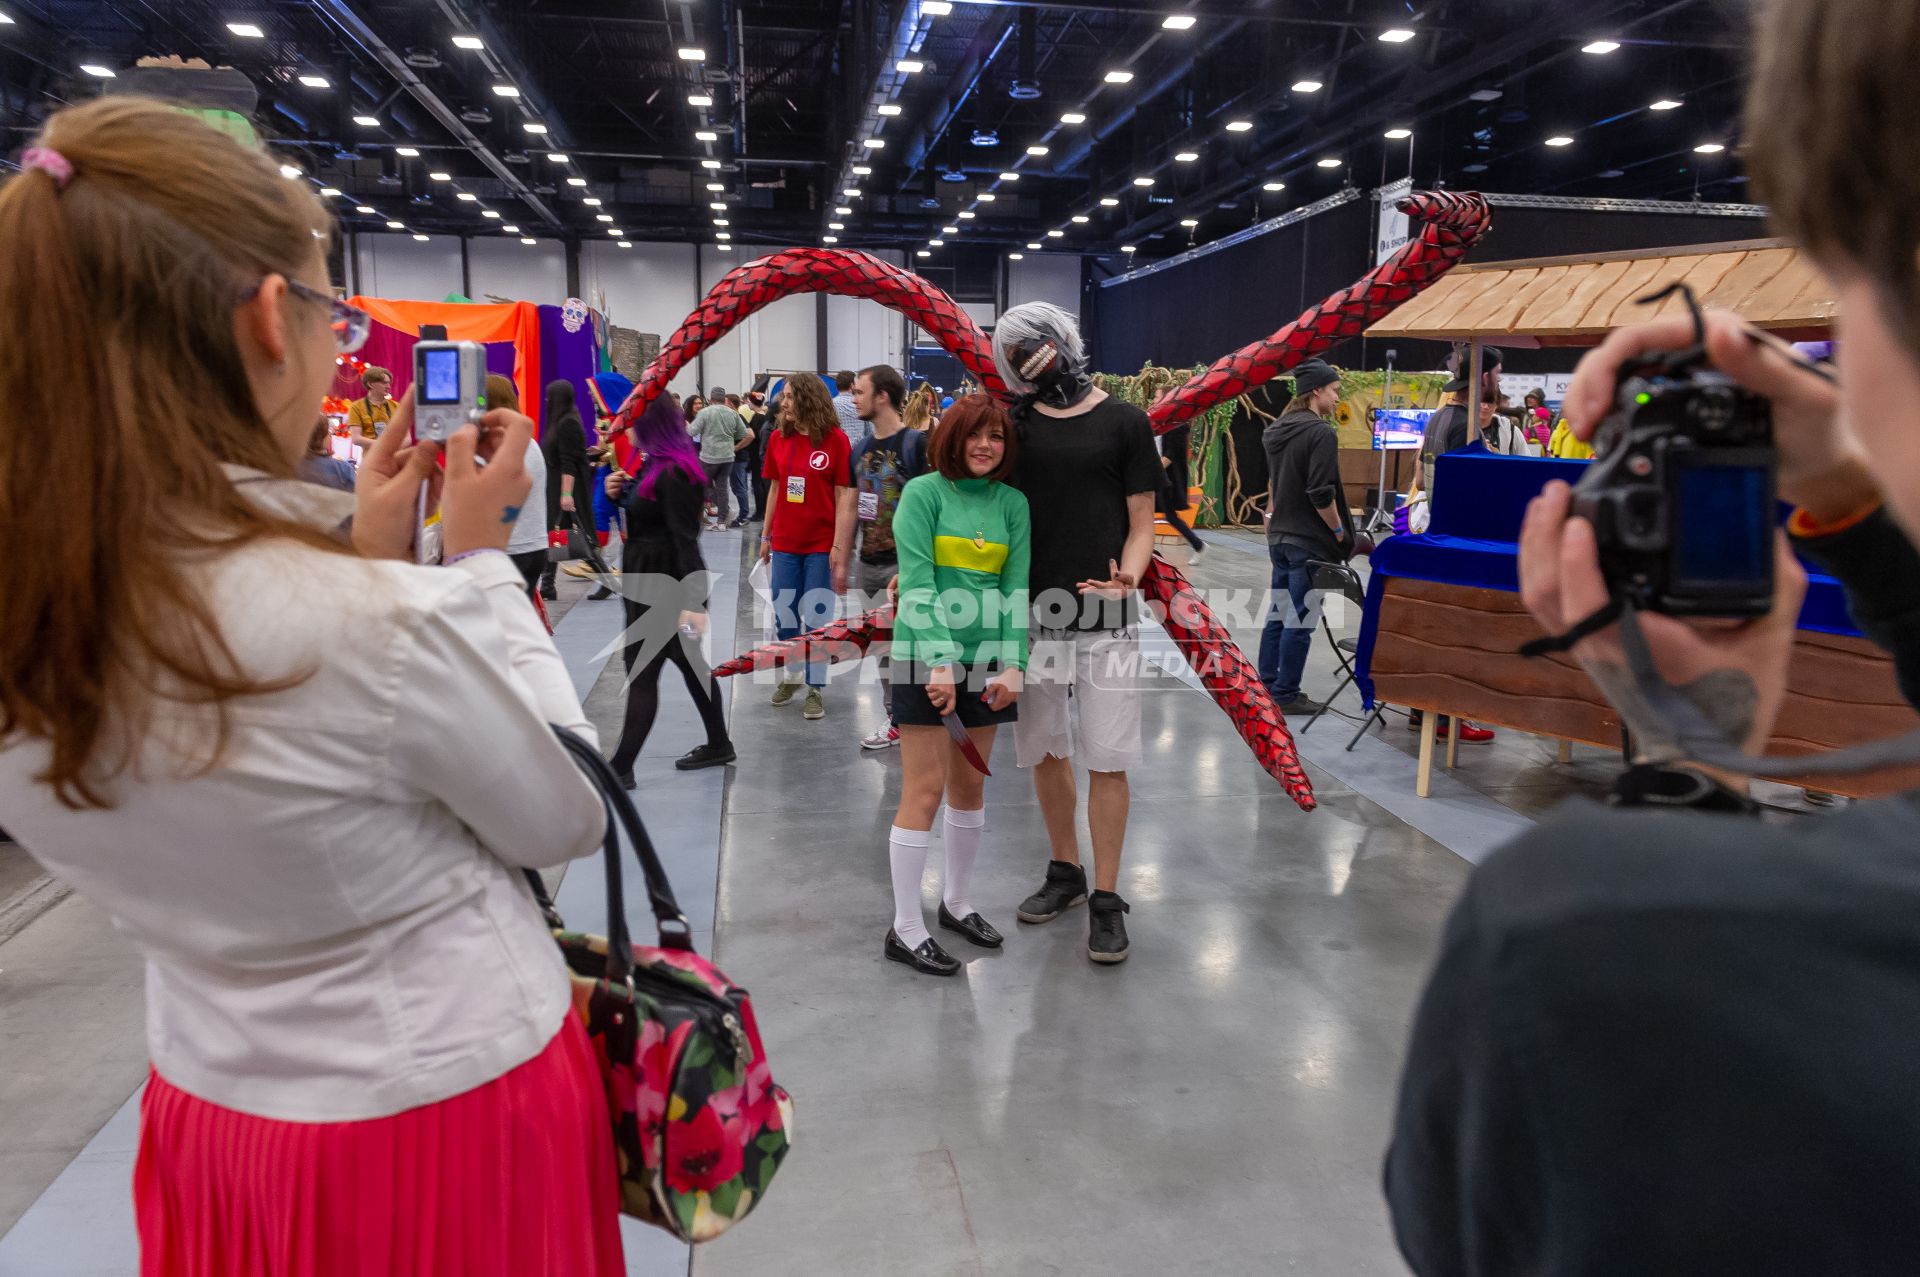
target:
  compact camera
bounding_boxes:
[411,340,489,443]
[1571,359,1775,618]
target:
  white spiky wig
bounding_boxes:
[992,301,1087,396]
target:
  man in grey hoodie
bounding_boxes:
[1256,358,1368,713]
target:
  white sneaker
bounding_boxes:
[861,723,900,751]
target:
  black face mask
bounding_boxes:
[1007,339,1095,410]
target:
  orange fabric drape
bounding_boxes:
[345,297,543,419]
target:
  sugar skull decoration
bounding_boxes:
[562,296,590,334]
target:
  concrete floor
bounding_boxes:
[0,526,1630,1275]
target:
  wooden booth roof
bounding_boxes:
[1366,238,1835,347]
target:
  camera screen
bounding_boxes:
[1674,462,1770,589]
[419,348,461,404]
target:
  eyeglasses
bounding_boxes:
[238,276,372,354]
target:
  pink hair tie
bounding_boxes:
[21,147,73,189]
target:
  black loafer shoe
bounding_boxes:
[938,903,1004,949]
[885,929,960,976]
[675,742,737,770]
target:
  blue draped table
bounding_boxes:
[1353,446,1864,708]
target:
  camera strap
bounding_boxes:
[1615,603,1920,779]
[1517,600,1624,658]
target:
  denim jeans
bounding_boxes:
[1257,539,1318,703]
[770,550,835,687]
[728,459,754,523]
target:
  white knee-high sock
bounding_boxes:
[943,805,985,919]
[890,825,934,948]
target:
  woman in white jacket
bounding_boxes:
[0,100,622,1274]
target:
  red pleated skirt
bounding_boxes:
[134,1014,626,1277]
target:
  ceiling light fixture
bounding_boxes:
[853,164,873,176]
[1071,214,1089,224]
[456,192,478,201]
[1104,69,1135,84]
[413,233,431,242]
[834,205,854,215]
[1582,39,1621,54]
[1650,98,1682,111]
[714,218,730,226]
[1009,252,1025,260]
[429,170,451,181]
[1121,245,1137,253]
[1384,127,1412,139]
[701,158,722,168]
[523,122,548,134]
[491,84,519,97]
[1262,180,1286,192]
[1133,176,1155,187]
[823,236,839,244]
[385,219,404,229]
[718,244,733,252]
[1291,79,1323,93]
[1545,135,1574,147]
[1000,171,1021,181]
[711,201,728,210]
[315,187,340,198]
[355,204,375,214]
[898,59,924,73]
[924,0,954,12]
[619,241,633,248]
[917,250,931,258]
[1224,120,1253,133]
[678,47,706,61]
[1379,28,1416,42]
[688,93,713,107]
[1316,157,1342,168]
[878,104,902,117]
[568,177,588,187]
[1100,196,1120,206]
[1174,150,1199,162]
[582,196,602,206]
[483,209,502,219]
[522,237,537,245]
[1027,241,1042,249]
[1694,141,1726,153]
[716,231,731,240]
[452,35,484,50]
[80,64,116,78]
[298,74,330,88]
[1047,229,1065,238]
[395,146,419,156]
[845,187,862,197]
[1180,218,1199,228]
[353,114,380,126]
[1027,144,1050,156]
[596,213,612,222]
[957,210,976,219]
[976,192,995,201]
[547,152,569,163]
[1060,111,1087,125]
[227,22,264,38]
[863,138,886,149]
[707,182,726,192]
[503,225,519,233]
[695,129,718,141]
[929,238,944,247]
[1163,14,1197,29]
[279,164,302,179]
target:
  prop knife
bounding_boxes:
[943,712,992,776]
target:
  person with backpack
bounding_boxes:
[848,364,928,751]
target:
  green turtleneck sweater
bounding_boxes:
[891,473,1031,670]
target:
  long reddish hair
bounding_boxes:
[0,98,340,808]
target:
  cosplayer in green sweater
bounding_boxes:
[881,395,1031,977]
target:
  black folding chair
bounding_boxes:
[1297,559,1368,736]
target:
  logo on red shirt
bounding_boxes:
[808,449,830,471]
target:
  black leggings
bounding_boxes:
[609,616,731,773]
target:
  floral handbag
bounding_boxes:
[539,728,795,1242]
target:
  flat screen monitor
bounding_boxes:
[1373,407,1432,451]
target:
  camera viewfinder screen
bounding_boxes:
[419,348,461,404]
[1674,463,1769,589]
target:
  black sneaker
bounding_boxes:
[1016,860,1088,924]
[538,580,558,601]
[1087,891,1131,964]
[675,742,736,770]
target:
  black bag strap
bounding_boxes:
[523,726,697,984]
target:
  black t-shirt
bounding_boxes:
[853,429,920,566]
[1011,396,1161,630]
[1418,403,1471,497]
[1386,795,1920,1277]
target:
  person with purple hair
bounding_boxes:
[602,394,736,782]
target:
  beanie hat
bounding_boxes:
[1291,358,1341,397]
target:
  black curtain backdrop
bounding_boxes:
[1088,196,1772,381]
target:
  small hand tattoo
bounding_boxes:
[500,504,522,525]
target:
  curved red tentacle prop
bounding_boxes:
[1144,190,1492,434]
[610,249,1005,431]
[666,192,1489,812]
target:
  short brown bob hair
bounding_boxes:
[927,393,1017,482]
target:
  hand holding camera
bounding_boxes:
[352,389,440,561]
[441,409,535,559]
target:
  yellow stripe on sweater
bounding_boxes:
[932,534,1008,574]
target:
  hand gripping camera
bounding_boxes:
[1570,284,1776,618]
[411,340,489,443]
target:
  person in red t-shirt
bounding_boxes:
[759,372,855,719]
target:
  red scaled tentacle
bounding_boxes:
[609,249,1005,433]
[1140,557,1317,812]
[711,610,891,678]
[1144,190,1492,434]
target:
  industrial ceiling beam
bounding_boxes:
[309,0,566,230]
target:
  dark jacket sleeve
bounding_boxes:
[1304,428,1342,510]
[1793,506,1920,712]
[1384,881,1549,1277]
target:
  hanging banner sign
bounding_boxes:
[1375,177,1415,266]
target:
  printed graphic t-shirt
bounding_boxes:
[856,432,915,566]
[763,428,852,555]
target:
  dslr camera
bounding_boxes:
[1571,288,1776,618]
[411,340,489,443]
